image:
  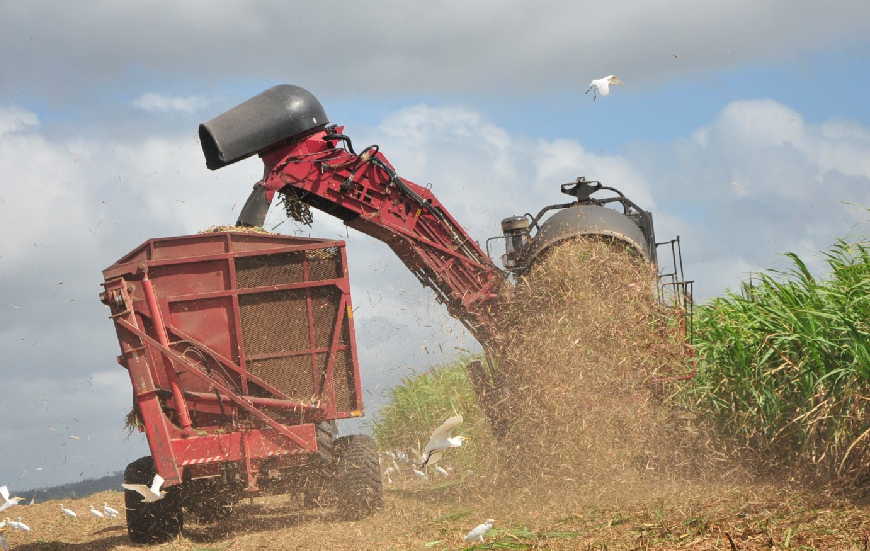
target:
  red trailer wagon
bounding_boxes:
[101,230,382,543]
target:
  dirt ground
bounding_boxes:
[3,474,868,551]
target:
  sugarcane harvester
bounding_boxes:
[101,85,686,543]
[200,85,672,424]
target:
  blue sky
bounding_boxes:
[1,1,869,490]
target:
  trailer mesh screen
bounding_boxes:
[235,248,341,288]
[236,252,305,288]
[235,247,353,407]
[333,350,354,411]
[247,356,314,399]
[306,247,341,280]
[238,291,308,356]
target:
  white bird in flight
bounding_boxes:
[421,414,465,468]
[464,519,495,543]
[122,473,167,502]
[88,504,104,518]
[60,504,77,518]
[103,503,119,518]
[585,75,623,101]
[0,487,23,514]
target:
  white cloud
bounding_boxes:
[0,106,38,136]
[635,98,870,291]
[2,2,869,100]
[132,93,209,113]
[533,138,655,208]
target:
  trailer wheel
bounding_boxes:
[124,456,183,543]
[302,421,338,508]
[315,420,338,462]
[184,478,239,523]
[335,435,383,520]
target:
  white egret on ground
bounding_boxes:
[122,473,166,502]
[88,504,104,518]
[421,414,465,468]
[0,487,23,514]
[103,503,119,518]
[585,75,623,101]
[60,504,77,518]
[383,466,396,484]
[412,468,428,479]
[435,465,449,476]
[6,518,29,532]
[464,519,495,543]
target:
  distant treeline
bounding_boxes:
[19,471,123,502]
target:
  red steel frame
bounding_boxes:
[102,231,362,489]
[257,127,504,342]
[251,127,519,429]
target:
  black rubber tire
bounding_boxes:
[124,456,183,543]
[302,421,338,508]
[184,478,238,523]
[315,420,338,462]
[334,435,383,520]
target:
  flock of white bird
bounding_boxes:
[3,409,524,545]
[0,483,122,550]
[381,413,497,543]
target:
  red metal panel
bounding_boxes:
[171,425,316,466]
[168,297,237,364]
[151,259,229,296]
[341,245,364,413]
[152,235,227,260]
